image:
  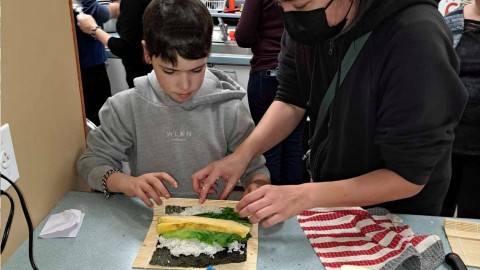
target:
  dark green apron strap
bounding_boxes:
[316,32,372,128]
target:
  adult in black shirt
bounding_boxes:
[192,0,467,226]
[77,0,152,88]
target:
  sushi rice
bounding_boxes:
[157,236,245,258]
[168,205,224,216]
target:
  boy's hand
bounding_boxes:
[113,172,178,207]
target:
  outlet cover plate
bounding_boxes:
[1,124,20,190]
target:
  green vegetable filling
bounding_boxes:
[162,229,251,247]
[195,207,251,227]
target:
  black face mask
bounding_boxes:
[283,0,352,44]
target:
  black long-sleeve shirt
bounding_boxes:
[108,0,152,88]
[276,0,468,215]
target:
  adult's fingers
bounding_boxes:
[260,213,284,228]
[198,179,213,204]
[191,167,211,193]
[247,204,276,224]
[207,183,217,195]
[198,174,222,204]
[237,194,272,220]
[219,178,238,200]
[235,186,267,214]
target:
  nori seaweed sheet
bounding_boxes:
[165,205,227,215]
[149,245,247,267]
[165,205,189,214]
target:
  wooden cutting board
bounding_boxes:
[133,198,258,269]
[444,218,480,267]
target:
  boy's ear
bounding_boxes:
[142,40,152,64]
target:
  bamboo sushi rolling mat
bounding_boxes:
[133,198,259,269]
[444,218,480,267]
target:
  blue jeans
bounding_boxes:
[247,69,306,185]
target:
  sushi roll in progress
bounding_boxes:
[149,205,252,268]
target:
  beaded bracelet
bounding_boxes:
[101,169,122,198]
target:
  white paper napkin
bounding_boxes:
[39,209,85,239]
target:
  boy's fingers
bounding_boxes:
[142,183,162,205]
[152,182,171,200]
[153,172,178,188]
[137,192,153,207]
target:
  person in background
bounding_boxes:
[441,0,480,219]
[77,0,152,88]
[75,0,119,126]
[235,0,306,185]
[76,0,270,207]
[192,0,468,227]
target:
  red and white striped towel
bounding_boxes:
[297,207,444,270]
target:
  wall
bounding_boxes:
[438,0,472,15]
[1,0,89,263]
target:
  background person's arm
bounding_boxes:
[107,0,148,62]
[77,0,118,45]
[76,14,112,47]
[234,0,263,47]
[107,1,120,19]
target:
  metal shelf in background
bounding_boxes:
[209,12,241,19]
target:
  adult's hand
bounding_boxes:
[76,13,98,34]
[192,152,250,203]
[235,184,309,227]
[113,172,178,207]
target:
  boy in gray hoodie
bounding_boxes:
[77,0,270,207]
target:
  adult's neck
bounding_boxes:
[464,0,480,21]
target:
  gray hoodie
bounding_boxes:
[77,68,270,199]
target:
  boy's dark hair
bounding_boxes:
[143,0,213,66]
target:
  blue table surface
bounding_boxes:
[3,191,479,270]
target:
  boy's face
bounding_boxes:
[146,51,208,103]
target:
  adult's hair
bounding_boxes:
[143,0,213,65]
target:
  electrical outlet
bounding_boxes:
[1,124,20,190]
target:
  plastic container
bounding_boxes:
[202,0,227,12]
